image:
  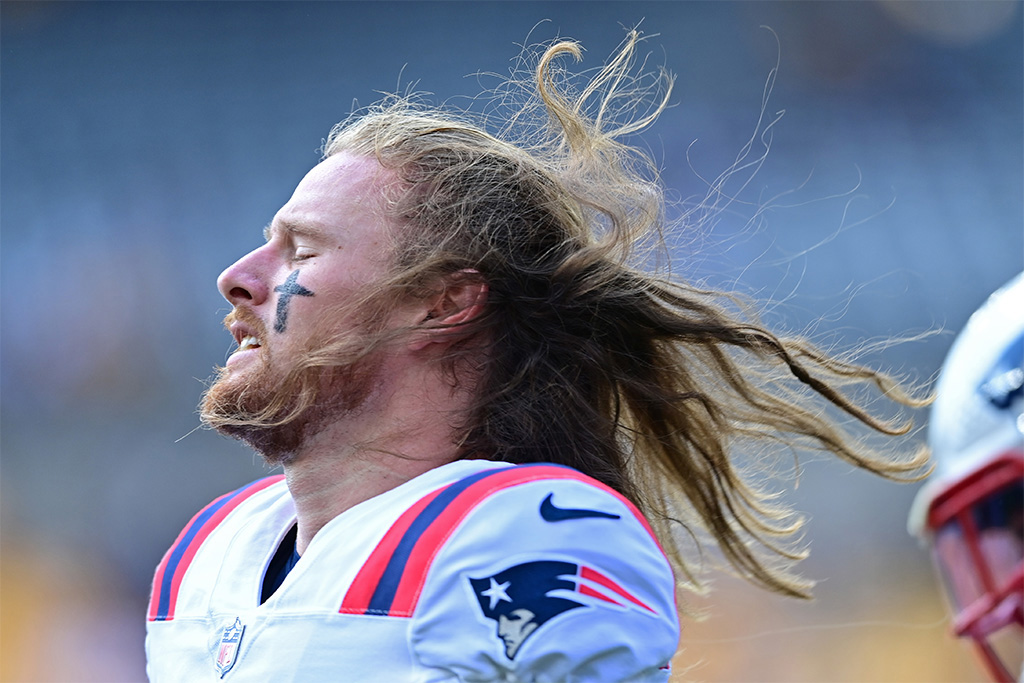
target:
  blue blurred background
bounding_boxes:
[1,2,1020,680]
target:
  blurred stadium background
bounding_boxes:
[1,2,1020,681]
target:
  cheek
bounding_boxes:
[282,256,389,333]
[271,269,318,334]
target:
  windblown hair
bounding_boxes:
[321,32,930,598]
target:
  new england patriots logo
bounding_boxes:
[470,560,657,659]
[978,332,1024,410]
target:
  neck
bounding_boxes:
[282,361,472,555]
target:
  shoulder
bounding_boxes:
[435,463,675,610]
[147,475,287,622]
[340,463,668,615]
[437,462,668,572]
[366,463,679,681]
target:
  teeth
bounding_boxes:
[238,336,261,351]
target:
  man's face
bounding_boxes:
[497,608,538,659]
[201,152,397,461]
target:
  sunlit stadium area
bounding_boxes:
[1,2,1020,680]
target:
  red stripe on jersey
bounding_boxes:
[147,475,284,621]
[340,463,661,617]
[580,565,655,613]
[339,486,446,614]
[579,582,624,607]
[388,465,583,616]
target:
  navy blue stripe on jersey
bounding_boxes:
[339,463,646,618]
[151,477,282,621]
[364,466,505,614]
[155,496,235,619]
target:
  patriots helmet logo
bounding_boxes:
[470,560,657,659]
[978,331,1024,410]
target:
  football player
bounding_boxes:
[909,273,1023,683]
[147,33,931,681]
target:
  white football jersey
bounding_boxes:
[146,460,680,682]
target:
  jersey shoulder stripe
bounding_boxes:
[147,475,285,622]
[339,463,659,617]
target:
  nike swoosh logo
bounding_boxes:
[539,493,621,522]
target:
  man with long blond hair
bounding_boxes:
[146,33,928,681]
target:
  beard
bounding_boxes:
[199,308,383,466]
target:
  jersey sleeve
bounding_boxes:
[407,467,679,682]
[146,475,286,623]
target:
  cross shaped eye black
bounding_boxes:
[273,270,314,333]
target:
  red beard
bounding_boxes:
[199,307,383,465]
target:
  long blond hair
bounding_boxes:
[317,32,927,598]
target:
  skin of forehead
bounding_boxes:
[267,153,396,252]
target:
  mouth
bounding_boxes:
[226,330,262,366]
[225,311,266,361]
[237,335,262,352]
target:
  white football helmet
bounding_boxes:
[909,273,1024,682]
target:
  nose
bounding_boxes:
[217,246,272,306]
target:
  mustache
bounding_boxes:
[223,306,270,341]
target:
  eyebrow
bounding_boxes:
[263,219,331,244]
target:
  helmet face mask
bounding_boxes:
[911,273,1024,683]
[927,454,1023,682]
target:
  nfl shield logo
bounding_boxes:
[215,617,245,678]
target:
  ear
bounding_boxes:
[408,270,489,352]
